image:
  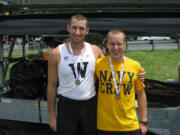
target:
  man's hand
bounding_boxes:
[139,123,148,135]
[138,68,146,82]
[49,115,57,132]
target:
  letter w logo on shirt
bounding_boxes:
[69,62,88,78]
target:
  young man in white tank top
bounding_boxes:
[47,14,104,135]
[47,14,145,135]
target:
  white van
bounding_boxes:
[137,36,171,40]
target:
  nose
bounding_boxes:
[75,28,81,35]
[113,44,119,49]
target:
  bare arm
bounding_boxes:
[91,45,104,83]
[91,44,104,60]
[47,47,59,131]
[136,89,148,135]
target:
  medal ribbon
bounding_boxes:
[68,42,85,80]
[109,56,126,95]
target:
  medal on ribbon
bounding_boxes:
[68,42,85,85]
[109,56,126,100]
[75,79,81,85]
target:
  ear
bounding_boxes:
[67,24,70,33]
[106,41,110,49]
[124,40,127,47]
[106,42,111,53]
[85,27,89,35]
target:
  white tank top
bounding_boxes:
[57,42,96,100]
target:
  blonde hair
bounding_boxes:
[106,29,126,42]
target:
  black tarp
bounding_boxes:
[6,58,47,100]
[144,79,180,108]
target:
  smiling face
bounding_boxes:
[106,30,126,62]
[67,17,89,45]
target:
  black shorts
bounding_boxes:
[97,129,141,135]
[56,95,97,135]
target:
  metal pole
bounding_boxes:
[4,37,16,77]
[125,42,128,52]
[178,39,180,51]
[0,35,6,89]
[178,63,180,80]
[151,40,155,51]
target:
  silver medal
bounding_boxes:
[75,79,81,85]
[115,94,120,100]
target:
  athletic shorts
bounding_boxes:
[56,95,97,135]
[97,129,141,135]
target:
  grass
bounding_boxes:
[3,48,49,56]
[125,49,180,81]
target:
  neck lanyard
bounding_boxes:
[109,56,126,99]
[68,42,85,59]
[68,42,85,85]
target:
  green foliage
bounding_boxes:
[25,0,31,4]
[86,35,104,45]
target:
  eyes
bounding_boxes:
[109,42,123,46]
[72,26,86,32]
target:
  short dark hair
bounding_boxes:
[69,14,88,27]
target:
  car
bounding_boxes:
[137,36,171,40]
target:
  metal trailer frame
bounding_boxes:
[0,97,50,124]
